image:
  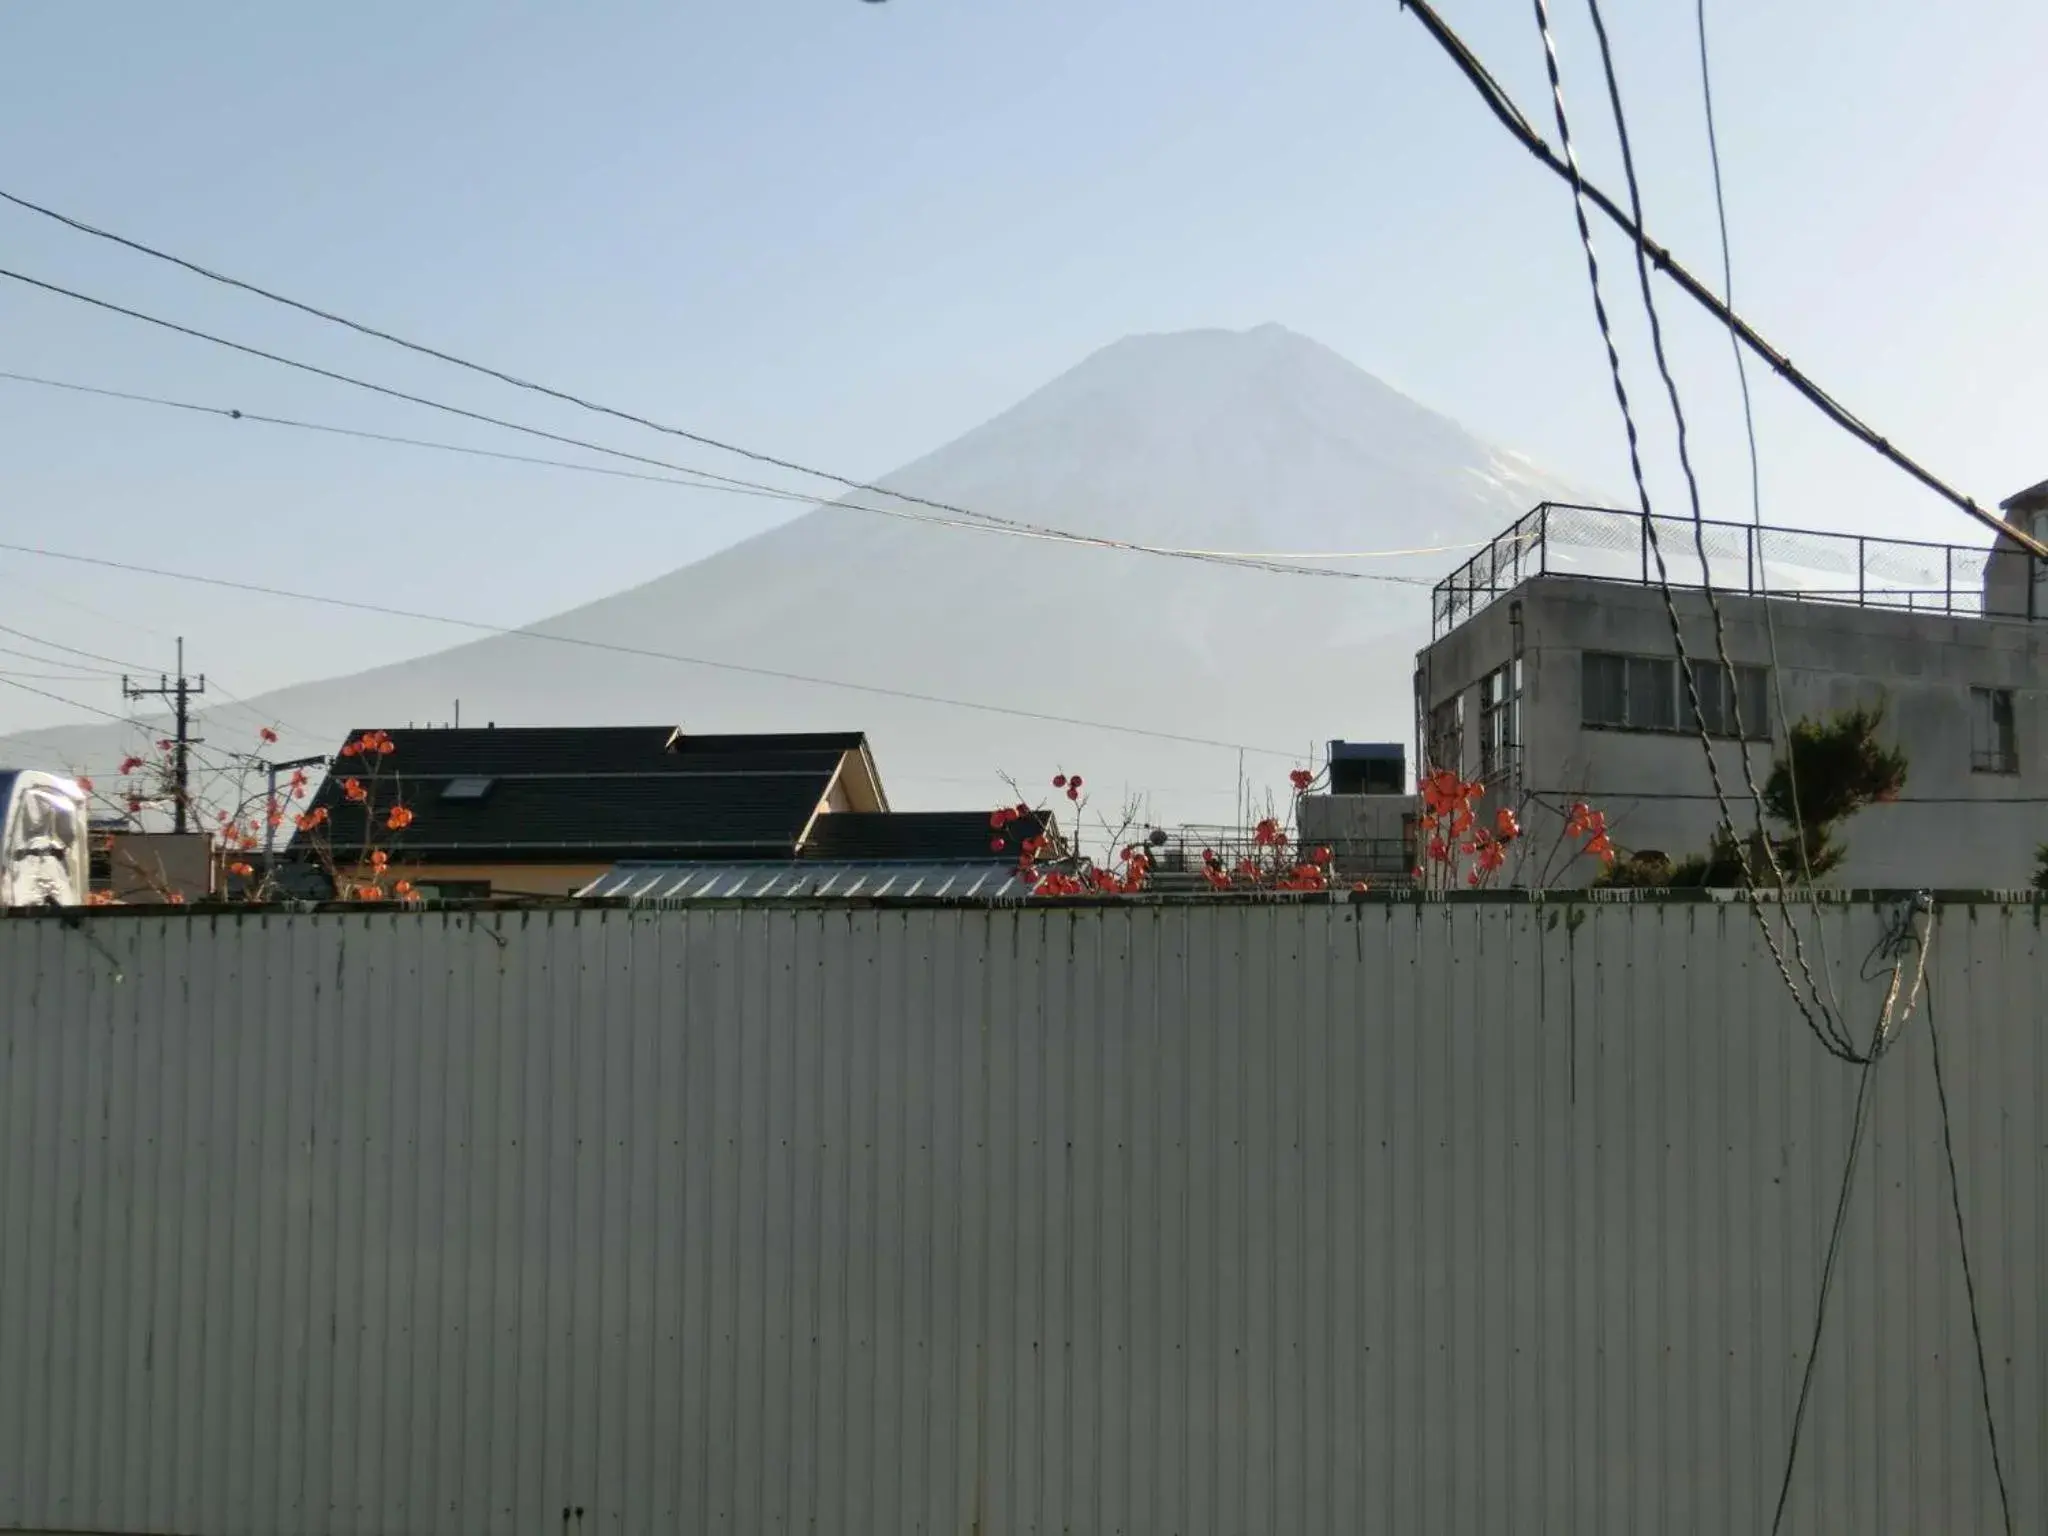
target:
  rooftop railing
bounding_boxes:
[1431,502,2045,639]
[1148,826,1417,890]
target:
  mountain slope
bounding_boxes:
[7,325,1582,823]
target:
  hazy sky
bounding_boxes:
[3,0,2043,740]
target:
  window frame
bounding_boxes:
[1580,650,1771,741]
[1477,661,1521,780]
[1969,686,2018,775]
[1427,693,1466,775]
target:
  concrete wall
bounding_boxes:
[105,832,217,904]
[1419,577,2048,888]
[2,897,2043,1535]
[1295,793,1417,882]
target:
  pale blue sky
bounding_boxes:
[3,0,2043,737]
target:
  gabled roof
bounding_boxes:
[301,725,875,863]
[802,809,1051,863]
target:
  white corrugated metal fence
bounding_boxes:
[0,897,2042,1534]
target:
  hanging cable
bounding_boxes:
[1693,0,1843,1018]
[0,536,1305,760]
[0,266,1435,587]
[0,181,1555,570]
[1577,0,1845,1044]
[1695,0,1826,884]
[0,368,1489,570]
[1769,897,1931,1533]
[1393,0,2045,560]
[0,673,148,730]
[0,621,158,674]
[0,643,124,677]
[1582,0,1771,842]
[1526,0,1851,1058]
[1922,968,2018,1534]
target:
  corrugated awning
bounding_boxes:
[579,860,1031,902]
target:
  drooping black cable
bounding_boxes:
[1694,0,1824,895]
[1578,0,1846,1050]
[1768,1045,1881,1533]
[1392,0,2044,559]
[1770,902,1929,1532]
[1923,970,2017,1534]
[1526,0,1853,1060]
[1581,0,1767,833]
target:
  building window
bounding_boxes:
[1691,662,1772,739]
[1582,652,1629,728]
[1970,688,2017,774]
[1428,694,1465,774]
[1478,660,1521,779]
[1582,651,1769,739]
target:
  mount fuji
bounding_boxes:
[9,325,1584,825]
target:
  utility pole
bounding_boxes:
[122,637,206,834]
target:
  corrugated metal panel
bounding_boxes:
[0,897,2042,1535]
[579,860,1030,900]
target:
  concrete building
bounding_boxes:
[1295,740,1417,885]
[1417,501,2048,888]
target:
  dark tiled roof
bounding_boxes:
[803,810,1050,864]
[666,729,867,758]
[303,726,864,863]
[321,726,866,777]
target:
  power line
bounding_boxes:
[1575,0,1843,1039]
[1769,901,1929,1534]
[1522,0,1738,848]
[1694,0,1806,852]
[1694,0,1842,1016]
[200,679,315,747]
[0,620,157,674]
[1922,971,2017,1535]
[0,536,1305,760]
[1770,1044,1881,1532]
[0,266,1430,587]
[0,672,146,730]
[0,184,1489,574]
[0,669,127,682]
[0,616,304,750]
[0,368,864,506]
[0,588,308,741]
[1527,0,1848,1059]
[0,367,1476,571]
[0,642,124,677]
[1582,0,1773,834]
[1394,0,2046,561]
